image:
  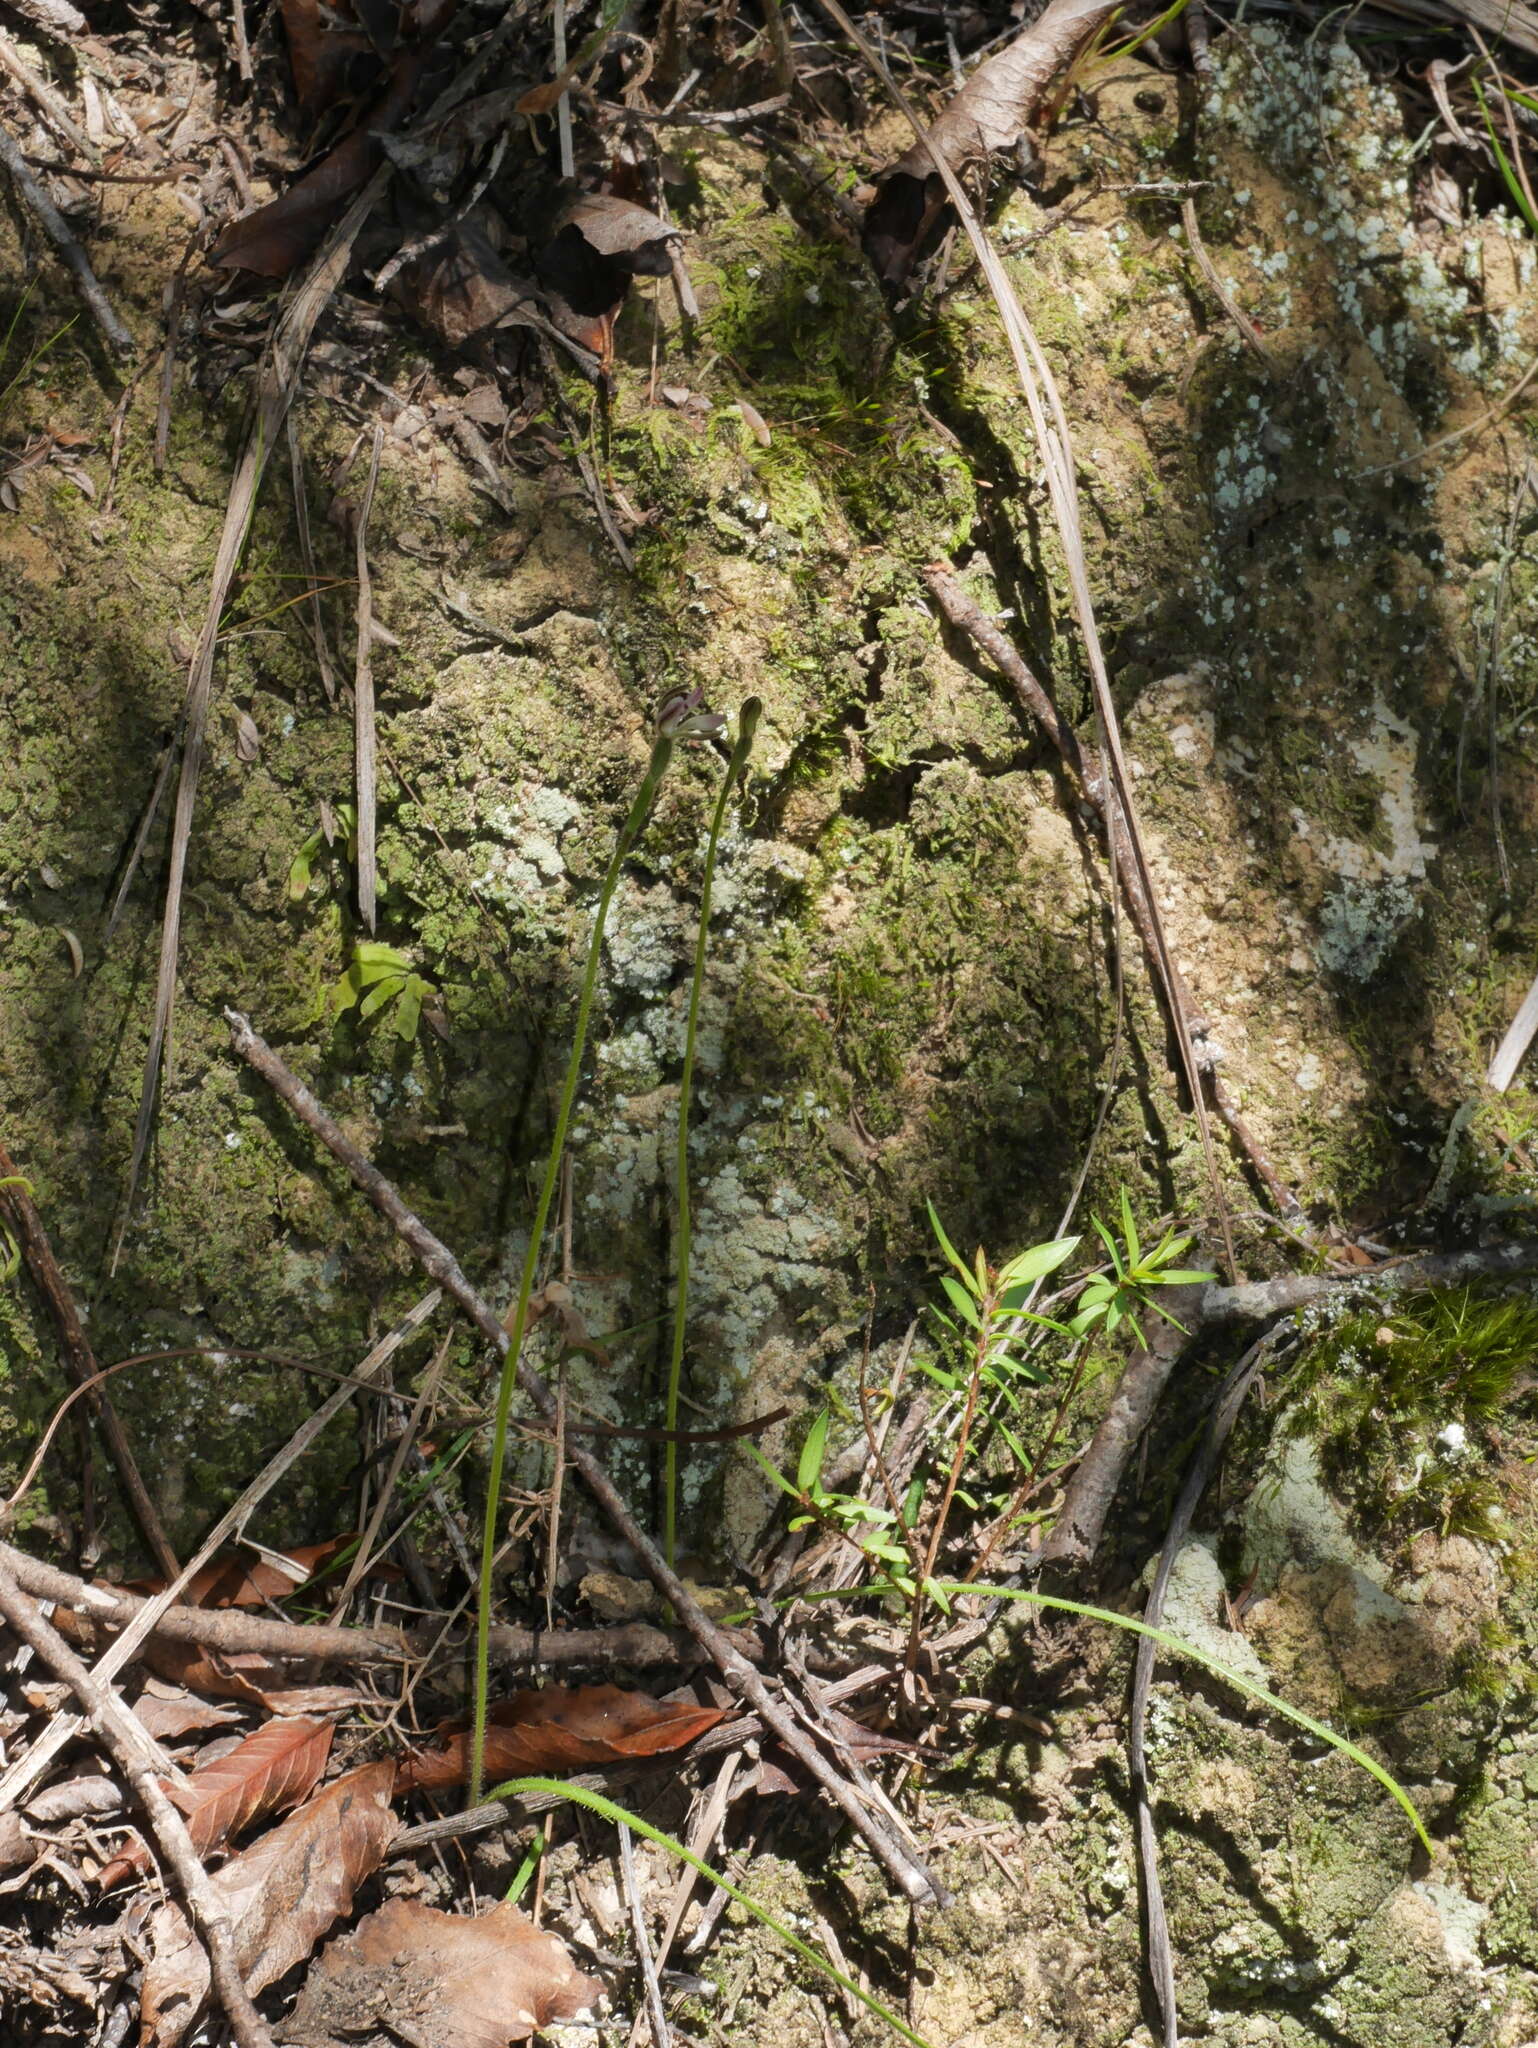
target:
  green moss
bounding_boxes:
[1281,1286,1538,1540]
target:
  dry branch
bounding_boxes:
[0,114,132,353]
[0,1138,180,1577]
[225,1009,947,1908]
[923,563,1303,1225]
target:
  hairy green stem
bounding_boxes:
[744,1580,1429,1852]
[471,732,675,1806]
[665,699,761,1568]
[488,1776,934,2048]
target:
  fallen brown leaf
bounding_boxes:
[139,1760,398,2048]
[395,1684,728,1793]
[99,1715,333,1891]
[280,1898,602,2048]
[127,1534,364,1609]
[863,0,1113,289]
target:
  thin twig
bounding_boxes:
[353,423,384,933]
[0,1140,180,1578]
[819,0,1239,1277]
[225,1009,948,1908]
[620,1822,672,2048]
[1179,197,1276,372]
[0,1561,273,2048]
[0,1543,710,1672]
[923,563,1303,1225]
[0,31,96,159]
[0,115,132,353]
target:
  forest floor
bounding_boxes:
[3,0,1538,2043]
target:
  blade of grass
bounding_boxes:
[665,700,761,1569]
[487,1777,936,2048]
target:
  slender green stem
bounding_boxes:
[487,1776,935,2048]
[471,732,675,1806]
[665,699,761,1569]
[726,1580,1430,1852]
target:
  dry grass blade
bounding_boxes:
[114,163,393,1262]
[352,422,384,933]
[820,0,1237,1278]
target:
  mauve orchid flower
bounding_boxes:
[656,686,726,739]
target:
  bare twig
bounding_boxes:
[923,564,1303,1225]
[353,423,384,933]
[230,0,253,83]
[225,1009,948,1908]
[0,1561,273,2048]
[0,1139,180,1578]
[620,1822,671,2048]
[0,1542,710,1673]
[0,115,133,353]
[1179,197,1276,372]
[0,31,96,159]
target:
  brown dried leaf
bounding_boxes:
[132,1691,242,1742]
[395,1685,728,1794]
[394,223,545,350]
[99,1715,333,1891]
[138,1637,293,1708]
[864,0,1113,287]
[139,1761,398,2048]
[279,0,374,114]
[127,1534,364,1609]
[282,1899,602,2048]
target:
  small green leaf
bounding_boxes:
[1153,1268,1217,1288]
[923,1576,952,1615]
[940,1276,982,1329]
[393,974,424,1041]
[1119,1187,1141,1267]
[927,1202,981,1296]
[797,1410,831,1493]
[356,972,407,1023]
[999,1235,1079,1287]
[745,1443,802,1500]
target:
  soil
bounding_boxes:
[2,5,1538,2045]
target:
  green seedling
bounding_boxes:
[0,1174,34,1283]
[1070,1187,1214,1345]
[288,802,358,900]
[330,940,438,1042]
